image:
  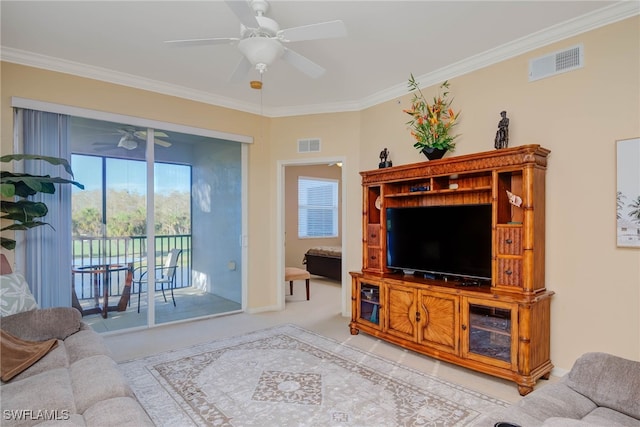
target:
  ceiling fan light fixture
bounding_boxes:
[117,135,138,150]
[238,37,283,71]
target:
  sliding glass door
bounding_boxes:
[70,117,242,331]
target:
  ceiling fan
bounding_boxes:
[164,0,347,80]
[93,128,171,151]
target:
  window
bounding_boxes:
[298,177,338,238]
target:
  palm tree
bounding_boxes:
[628,196,640,223]
[617,191,626,219]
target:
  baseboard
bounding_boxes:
[245,304,280,314]
[551,366,569,378]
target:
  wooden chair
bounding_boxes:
[285,267,310,300]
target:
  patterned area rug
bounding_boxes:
[119,324,507,426]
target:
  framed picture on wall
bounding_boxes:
[616,137,640,248]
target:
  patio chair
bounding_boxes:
[133,248,182,313]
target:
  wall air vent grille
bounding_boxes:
[529,44,583,82]
[298,138,321,153]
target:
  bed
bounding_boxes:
[303,246,342,281]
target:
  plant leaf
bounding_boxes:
[1,172,84,196]
[1,221,51,231]
[0,183,15,198]
[0,154,75,178]
[1,200,48,221]
[1,237,16,251]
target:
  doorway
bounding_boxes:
[277,157,348,315]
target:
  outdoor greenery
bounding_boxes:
[72,189,191,237]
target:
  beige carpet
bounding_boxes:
[119,324,507,426]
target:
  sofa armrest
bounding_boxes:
[0,307,82,341]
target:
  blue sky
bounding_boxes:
[72,155,190,194]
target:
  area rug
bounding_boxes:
[119,324,507,426]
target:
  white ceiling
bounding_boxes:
[1,1,636,117]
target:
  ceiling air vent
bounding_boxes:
[298,138,321,153]
[529,44,583,82]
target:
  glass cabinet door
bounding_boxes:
[358,282,381,326]
[463,298,517,368]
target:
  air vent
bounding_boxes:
[298,138,321,153]
[529,44,583,82]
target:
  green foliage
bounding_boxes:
[1,154,84,250]
[71,189,191,237]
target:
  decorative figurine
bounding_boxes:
[506,190,522,207]
[494,110,509,149]
[379,148,392,168]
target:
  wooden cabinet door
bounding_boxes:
[385,284,417,341]
[417,291,459,355]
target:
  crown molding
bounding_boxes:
[2,2,637,118]
[0,47,262,115]
[355,1,640,112]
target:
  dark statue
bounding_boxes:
[379,148,392,168]
[494,110,509,149]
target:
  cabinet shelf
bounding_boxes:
[386,186,492,198]
[469,312,510,336]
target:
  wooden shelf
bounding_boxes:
[386,186,492,197]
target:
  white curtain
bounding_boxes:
[14,108,72,308]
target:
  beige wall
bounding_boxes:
[2,16,638,371]
[284,164,342,269]
[359,17,640,370]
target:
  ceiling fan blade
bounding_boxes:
[282,48,326,78]
[164,37,239,47]
[133,130,169,139]
[225,0,260,28]
[154,138,172,148]
[229,56,253,82]
[278,20,347,42]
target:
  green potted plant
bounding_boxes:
[404,74,461,160]
[1,154,84,250]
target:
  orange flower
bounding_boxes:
[405,74,461,152]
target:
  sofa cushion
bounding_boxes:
[1,307,81,341]
[69,355,135,413]
[0,273,38,317]
[541,417,604,426]
[82,397,153,426]
[565,352,640,420]
[0,368,76,427]
[581,407,640,427]
[63,329,112,364]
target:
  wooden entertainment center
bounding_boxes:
[350,145,553,395]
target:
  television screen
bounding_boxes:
[386,205,492,279]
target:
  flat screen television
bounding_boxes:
[386,204,492,280]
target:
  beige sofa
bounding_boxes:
[0,252,152,427]
[1,307,153,426]
[485,352,640,427]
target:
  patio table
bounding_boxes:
[72,263,131,318]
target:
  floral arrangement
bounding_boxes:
[404,74,461,152]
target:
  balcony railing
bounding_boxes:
[72,235,191,301]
